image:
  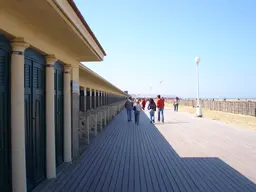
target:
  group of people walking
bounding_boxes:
[124,97,143,125]
[124,95,165,125]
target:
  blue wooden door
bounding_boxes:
[54,62,64,167]
[24,49,46,191]
[0,42,11,191]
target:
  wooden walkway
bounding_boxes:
[156,108,256,184]
[35,109,256,192]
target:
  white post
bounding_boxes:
[195,59,202,117]
[64,65,72,162]
[196,62,200,107]
[11,38,29,192]
[45,55,57,178]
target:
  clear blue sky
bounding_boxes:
[75,0,256,98]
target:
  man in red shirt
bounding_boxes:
[141,98,146,110]
[156,95,165,123]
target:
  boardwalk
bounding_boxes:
[35,109,256,192]
[156,109,256,184]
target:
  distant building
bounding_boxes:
[124,91,128,94]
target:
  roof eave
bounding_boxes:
[79,64,127,95]
[67,0,106,57]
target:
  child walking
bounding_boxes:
[133,99,142,125]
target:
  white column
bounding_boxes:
[100,91,103,106]
[98,90,100,106]
[89,88,92,110]
[94,90,97,109]
[64,65,72,162]
[102,91,105,106]
[45,55,57,178]
[105,92,107,105]
[99,90,102,107]
[11,38,29,192]
[83,88,86,112]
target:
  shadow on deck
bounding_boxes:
[34,110,256,192]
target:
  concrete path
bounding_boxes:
[152,108,256,184]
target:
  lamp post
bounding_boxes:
[194,56,203,117]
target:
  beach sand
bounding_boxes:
[165,103,256,131]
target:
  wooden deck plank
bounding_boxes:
[87,123,125,192]
[181,158,219,192]
[119,121,132,192]
[155,109,256,192]
[34,109,256,192]
[99,122,127,192]
[73,124,121,191]
[138,121,162,192]
[85,128,123,191]
[199,157,255,192]
[128,122,136,192]
[140,121,170,192]
[167,131,238,191]
[211,156,256,191]
[200,157,245,192]
[143,124,183,192]
[110,126,128,192]
[187,157,227,192]
[140,121,163,192]
[54,121,119,191]
[106,124,128,192]
[134,123,147,192]
[93,119,126,192]
[136,123,153,192]
[146,121,198,192]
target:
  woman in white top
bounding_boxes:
[133,98,142,125]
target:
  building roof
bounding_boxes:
[67,0,106,56]
[79,64,128,96]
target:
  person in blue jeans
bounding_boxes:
[148,98,156,123]
[133,98,142,125]
[174,97,179,111]
[124,97,133,121]
[156,95,165,123]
